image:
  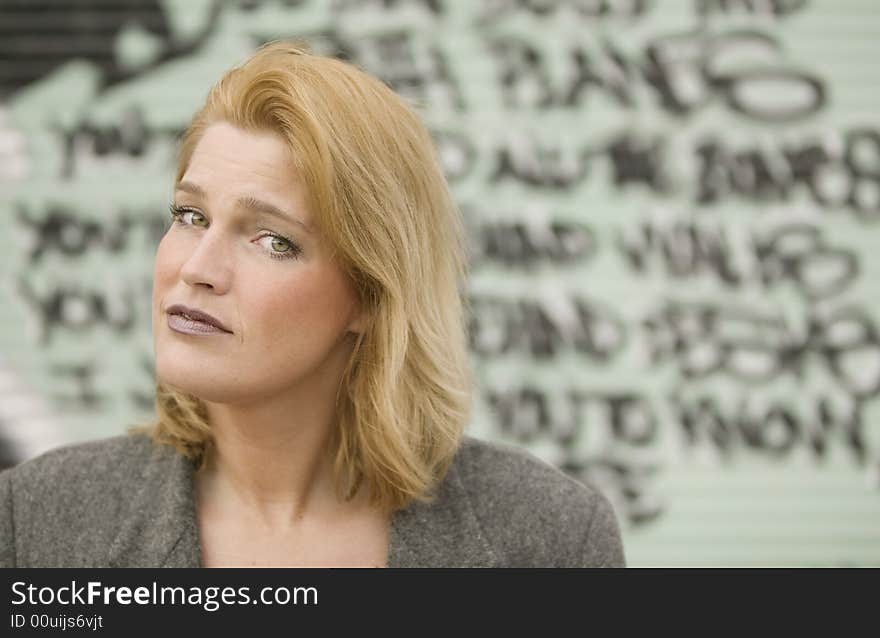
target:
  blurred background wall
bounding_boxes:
[1,0,878,565]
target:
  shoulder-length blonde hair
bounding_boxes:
[145,41,471,513]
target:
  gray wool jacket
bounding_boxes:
[0,433,625,568]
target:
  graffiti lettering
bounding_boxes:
[645,301,880,399]
[16,203,133,263]
[250,29,464,110]
[752,223,858,299]
[15,202,169,261]
[477,0,655,22]
[17,279,139,343]
[605,134,669,191]
[673,391,867,463]
[361,34,464,110]
[646,28,825,121]
[490,29,825,121]
[490,132,667,192]
[55,108,181,179]
[332,0,444,13]
[485,387,656,447]
[697,129,880,218]
[570,390,658,446]
[238,0,307,9]
[618,219,858,299]
[469,295,627,359]
[467,217,597,267]
[481,126,880,210]
[491,133,586,188]
[696,0,809,17]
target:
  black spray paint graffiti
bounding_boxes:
[54,107,183,180]
[0,0,222,99]
[346,30,464,110]
[476,0,656,24]
[17,279,143,344]
[465,214,597,268]
[484,380,874,525]
[15,201,169,262]
[697,130,880,219]
[239,0,307,8]
[486,127,880,217]
[490,29,825,121]
[17,203,134,263]
[468,295,627,360]
[489,388,657,447]
[248,28,465,111]
[672,390,866,464]
[618,220,859,300]
[644,301,880,399]
[696,0,808,17]
[332,0,443,14]
[489,132,670,192]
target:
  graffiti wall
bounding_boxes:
[1,0,878,565]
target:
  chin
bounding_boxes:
[154,357,235,404]
[160,378,248,405]
[156,360,284,406]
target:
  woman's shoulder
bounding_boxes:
[1,432,163,493]
[0,432,185,567]
[449,435,626,567]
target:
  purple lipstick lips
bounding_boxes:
[166,304,232,335]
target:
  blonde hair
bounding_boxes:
[145,41,471,513]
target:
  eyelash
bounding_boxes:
[168,204,302,261]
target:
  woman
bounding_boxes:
[0,42,624,568]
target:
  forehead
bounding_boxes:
[183,122,300,200]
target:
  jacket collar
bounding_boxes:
[108,440,500,568]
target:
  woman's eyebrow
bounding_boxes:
[175,180,207,198]
[237,195,312,234]
[175,180,312,234]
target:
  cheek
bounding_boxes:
[250,267,356,345]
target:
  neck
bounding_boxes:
[196,391,349,529]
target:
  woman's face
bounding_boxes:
[152,121,362,405]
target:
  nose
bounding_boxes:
[179,229,233,294]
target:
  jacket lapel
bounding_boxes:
[107,442,201,568]
[387,459,501,568]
